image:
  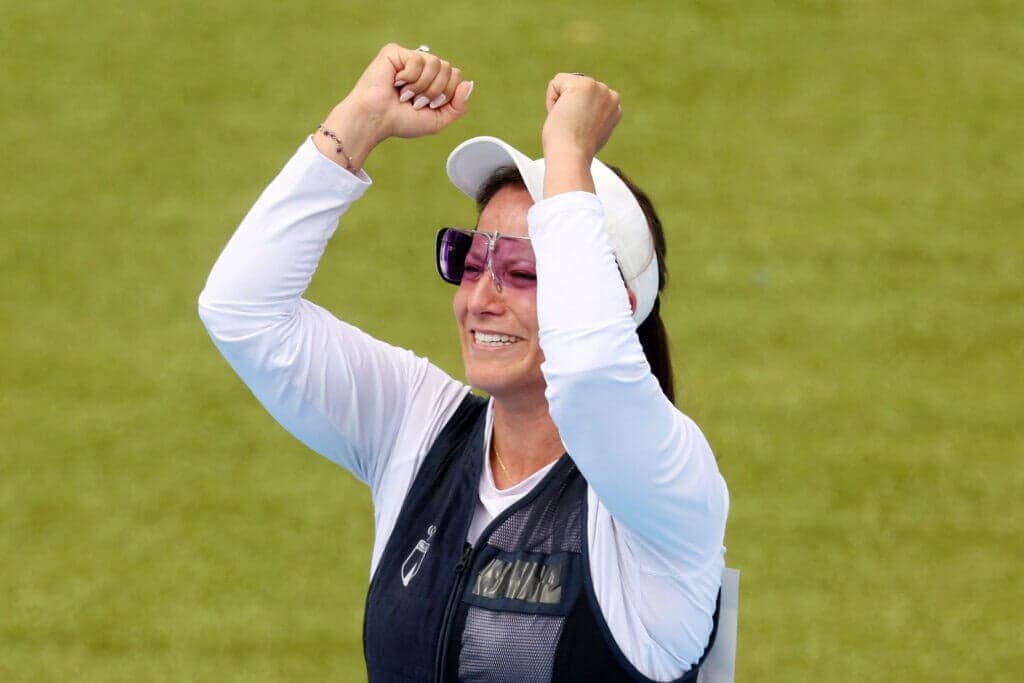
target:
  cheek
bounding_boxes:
[513,295,539,333]
[452,287,468,323]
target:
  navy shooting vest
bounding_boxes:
[363,394,718,682]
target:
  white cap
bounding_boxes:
[446,136,659,325]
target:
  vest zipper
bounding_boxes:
[434,542,473,682]
[428,456,573,681]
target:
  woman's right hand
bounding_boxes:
[316,44,473,172]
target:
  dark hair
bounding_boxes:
[476,165,676,404]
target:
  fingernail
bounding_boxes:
[413,95,430,110]
[464,81,475,101]
[394,79,406,88]
[428,93,447,109]
[399,89,415,103]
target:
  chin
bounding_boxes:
[464,369,545,402]
[464,372,502,396]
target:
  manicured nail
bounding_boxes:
[428,93,447,109]
[394,79,406,88]
[399,89,415,103]
[464,81,475,101]
[413,95,430,110]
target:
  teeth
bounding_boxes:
[475,332,518,345]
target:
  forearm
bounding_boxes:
[531,193,728,570]
[198,138,370,339]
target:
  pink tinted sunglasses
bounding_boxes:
[435,228,537,292]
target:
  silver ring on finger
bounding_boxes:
[569,71,585,76]
[417,44,431,53]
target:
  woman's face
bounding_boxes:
[453,185,546,402]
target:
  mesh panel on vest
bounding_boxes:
[456,462,587,681]
[458,610,562,682]
[487,474,585,554]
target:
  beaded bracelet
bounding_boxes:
[317,124,353,170]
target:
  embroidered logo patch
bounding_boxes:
[400,524,436,587]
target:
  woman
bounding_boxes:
[199,44,728,682]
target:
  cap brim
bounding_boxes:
[446,136,545,203]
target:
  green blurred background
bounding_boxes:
[2,1,1021,680]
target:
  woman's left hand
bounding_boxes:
[542,74,622,161]
[540,73,622,196]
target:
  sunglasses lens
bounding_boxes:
[436,228,473,284]
[491,238,536,288]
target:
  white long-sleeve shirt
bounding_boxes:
[198,138,729,680]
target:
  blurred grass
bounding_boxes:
[1,1,1021,680]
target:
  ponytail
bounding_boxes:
[637,297,675,404]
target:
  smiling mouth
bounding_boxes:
[473,331,521,346]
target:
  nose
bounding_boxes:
[465,267,505,316]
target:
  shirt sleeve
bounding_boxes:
[197,138,469,493]
[528,191,729,575]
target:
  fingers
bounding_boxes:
[548,73,620,107]
[394,50,462,110]
[430,65,461,110]
[337,44,471,147]
[373,45,474,139]
[424,79,475,133]
[545,78,560,113]
[419,60,451,109]
[541,73,623,159]
[545,72,589,112]
[447,79,475,116]
[397,55,440,107]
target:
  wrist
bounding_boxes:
[317,98,388,172]
[541,144,596,197]
[541,137,594,163]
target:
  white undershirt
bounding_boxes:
[467,405,557,545]
[198,138,729,681]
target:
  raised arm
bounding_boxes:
[197,45,474,489]
[533,75,728,573]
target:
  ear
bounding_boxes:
[626,288,637,315]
